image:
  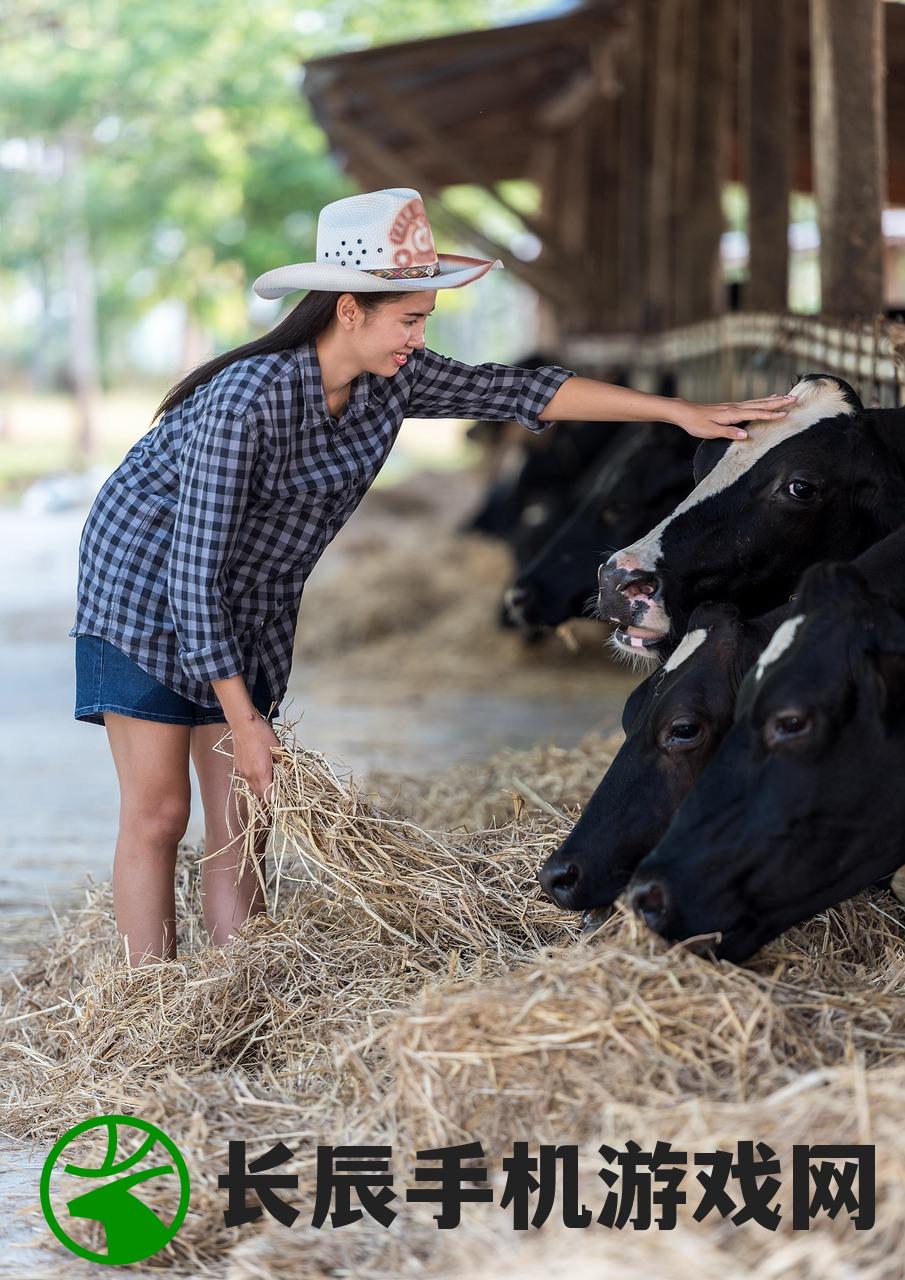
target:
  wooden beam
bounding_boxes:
[348,73,566,254]
[810,0,886,315]
[742,0,792,312]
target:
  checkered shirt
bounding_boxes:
[69,343,576,710]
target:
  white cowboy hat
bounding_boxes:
[253,187,502,298]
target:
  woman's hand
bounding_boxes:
[230,716,282,803]
[673,393,797,441]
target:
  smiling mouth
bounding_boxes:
[391,351,409,366]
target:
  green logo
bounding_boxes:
[40,1115,190,1265]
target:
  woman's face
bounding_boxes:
[346,290,437,376]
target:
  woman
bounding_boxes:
[70,187,794,965]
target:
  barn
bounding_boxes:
[303,0,905,404]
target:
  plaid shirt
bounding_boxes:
[69,342,576,710]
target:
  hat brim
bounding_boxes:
[253,253,502,299]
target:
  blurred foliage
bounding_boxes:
[0,0,544,380]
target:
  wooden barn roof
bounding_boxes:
[302,0,905,204]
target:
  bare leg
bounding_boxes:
[104,713,192,965]
[190,722,268,945]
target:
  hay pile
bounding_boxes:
[367,729,623,830]
[293,526,616,696]
[3,720,904,1277]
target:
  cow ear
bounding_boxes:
[862,407,905,460]
[863,604,905,717]
[850,411,905,528]
[796,560,873,615]
[867,652,905,719]
[692,438,730,485]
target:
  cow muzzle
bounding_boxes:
[597,558,670,653]
[627,877,676,937]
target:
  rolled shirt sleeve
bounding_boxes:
[167,391,260,684]
[404,348,577,432]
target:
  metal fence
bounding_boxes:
[564,313,905,408]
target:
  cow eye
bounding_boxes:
[786,479,817,502]
[764,709,812,747]
[661,719,704,750]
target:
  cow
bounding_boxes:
[596,374,905,664]
[464,418,631,551]
[538,598,790,919]
[538,526,905,923]
[504,422,697,633]
[625,559,905,963]
[462,355,631,547]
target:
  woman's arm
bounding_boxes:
[539,377,796,441]
[211,675,280,804]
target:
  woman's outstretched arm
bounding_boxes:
[539,378,797,441]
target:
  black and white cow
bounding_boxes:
[538,599,791,916]
[464,418,630,546]
[626,560,905,962]
[503,422,697,633]
[597,374,905,662]
[539,525,905,922]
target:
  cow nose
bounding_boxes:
[538,859,582,907]
[628,878,673,936]
[598,562,661,598]
[505,583,533,616]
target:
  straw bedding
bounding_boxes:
[293,526,615,695]
[366,729,623,830]
[3,720,904,1276]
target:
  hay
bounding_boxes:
[293,527,618,696]
[3,718,904,1277]
[366,730,623,830]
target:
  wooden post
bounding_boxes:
[674,0,731,325]
[586,94,621,332]
[647,0,682,330]
[552,110,594,332]
[810,0,886,315]
[618,0,654,333]
[742,0,792,311]
[533,136,563,347]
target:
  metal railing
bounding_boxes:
[564,313,905,408]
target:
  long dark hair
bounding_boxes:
[152,288,410,421]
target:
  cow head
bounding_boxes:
[505,423,696,632]
[537,601,785,914]
[627,561,905,962]
[597,374,871,662]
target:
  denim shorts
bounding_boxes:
[74,635,280,727]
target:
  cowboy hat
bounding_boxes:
[252,187,502,298]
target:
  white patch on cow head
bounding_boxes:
[663,627,708,674]
[754,614,805,683]
[611,377,858,576]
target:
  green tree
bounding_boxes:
[0,0,543,455]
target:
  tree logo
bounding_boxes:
[40,1115,190,1265]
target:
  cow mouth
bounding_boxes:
[613,625,668,651]
[581,905,613,936]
